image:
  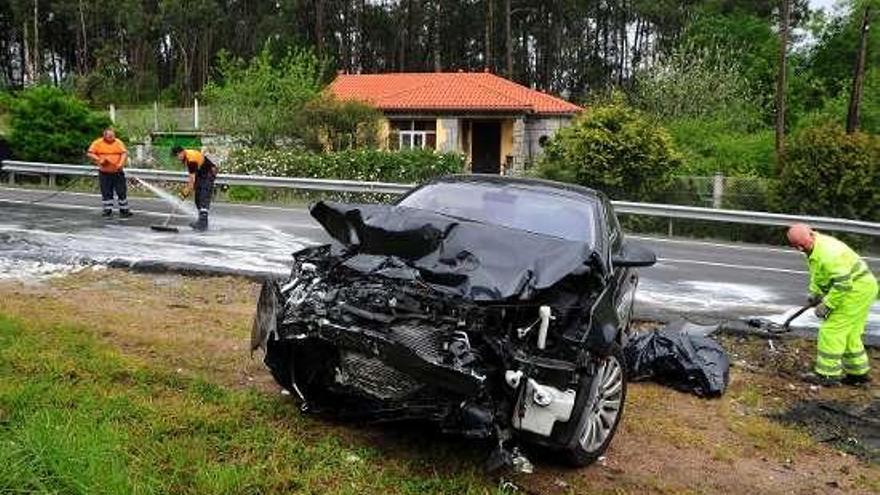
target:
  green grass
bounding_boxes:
[0,314,495,494]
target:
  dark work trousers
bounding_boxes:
[98,170,129,213]
[193,174,215,226]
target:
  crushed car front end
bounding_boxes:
[252,179,654,468]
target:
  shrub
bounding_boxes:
[535,99,682,201]
[7,86,112,162]
[773,125,880,222]
[297,96,382,152]
[202,45,325,148]
[223,148,465,183]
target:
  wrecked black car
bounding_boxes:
[252,175,656,467]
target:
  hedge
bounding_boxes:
[223,148,465,183]
[773,125,880,222]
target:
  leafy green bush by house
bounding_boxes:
[202,45,325,148]
[535,99,682,201]
[298,95,382,152]
[224,148,465,183]
[7,86,112,162]
[774,125,879,222]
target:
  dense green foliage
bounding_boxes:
[667,118,775,176]
[224,148,465,183]
[298,96,383,152]
[774,125,880,221]
[536,100,681,201]
[202,46,325,148]
[6,86,111,162]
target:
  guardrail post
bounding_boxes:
[8,171,14,186]
[712,172,724,209]
[667,218,674,237]
[48,173,56,187]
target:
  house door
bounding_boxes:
[471,121,501,174]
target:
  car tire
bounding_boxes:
[563,342,627,466]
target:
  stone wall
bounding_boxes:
[523,116,571,168]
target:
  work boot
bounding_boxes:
[801,372,841,387]
[119,209,133,219]
[101,209,113,218]
[841,374,871,387]
[189,213,208,232]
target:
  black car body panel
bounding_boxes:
[253,175,655,467]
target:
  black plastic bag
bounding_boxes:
[624,329,730,397]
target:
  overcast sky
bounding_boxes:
[809,0,841,14]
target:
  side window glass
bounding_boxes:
[604,203,621,249]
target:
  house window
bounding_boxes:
[389,120,437,150]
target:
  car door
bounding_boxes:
[604,201,638,333]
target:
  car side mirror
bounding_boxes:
[612,241,657,268]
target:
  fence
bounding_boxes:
[659,174,775,211]
[109,101,211,140]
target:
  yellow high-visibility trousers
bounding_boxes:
[815,277,877,377]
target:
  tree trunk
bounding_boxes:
[32,0,39,82]
[315,0,325,57]
[846,7,871,134]
[505,0,512,77]
[432,0,442,71]
[77,0,89,74]
[775,0,790,168]
[485,0,493,71]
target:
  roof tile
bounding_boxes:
[329,73,581,114]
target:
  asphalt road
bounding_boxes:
[1,186,877,335]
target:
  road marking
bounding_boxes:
[634,235,880,262]
[658,257,809,275]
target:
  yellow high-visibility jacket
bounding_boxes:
[808,233,876,310]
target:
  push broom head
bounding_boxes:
[150,224,179,233]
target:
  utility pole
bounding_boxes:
[847,7,871,134]
[775,0,790,169]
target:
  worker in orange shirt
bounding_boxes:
[172,146,217,231]
[87,128,131,218]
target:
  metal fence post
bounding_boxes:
[153,101,159,131]
[712,172,724,209]
[194,98,200,129]
[109,104,116,124]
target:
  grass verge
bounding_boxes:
[0,313,493,495]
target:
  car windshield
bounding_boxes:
[399,182,596,243]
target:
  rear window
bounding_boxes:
[399,182,596,242]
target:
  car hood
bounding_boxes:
[310,201,600,301]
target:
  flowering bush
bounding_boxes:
[224,148,465,183]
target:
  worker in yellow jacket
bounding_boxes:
[172,146,217,231]
[787,224,876,386]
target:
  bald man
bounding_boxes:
[787,224,877,386]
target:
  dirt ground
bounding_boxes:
[1,269,878,495]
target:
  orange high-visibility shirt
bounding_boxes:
[88,138,127,173]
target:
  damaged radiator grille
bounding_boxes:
[390,322,445,360]
[337,351,423,401]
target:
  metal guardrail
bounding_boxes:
[2,160,880,237]
[0,160,412,195]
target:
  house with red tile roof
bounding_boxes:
[329,72,582,174]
